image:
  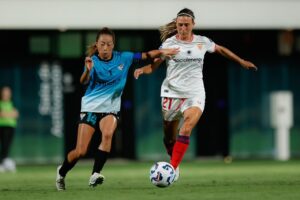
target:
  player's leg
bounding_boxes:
[89,114,117,187]
[56,123,95,190]
[161,97,183,157]
[170,106,202,169]
[0,127,16,172]
[162,120,182,181]
[60,123,95,176]
[0,127,6,163]
[1,127,14,160]
[163,120,179,157]
[161,98,185,182]
[0,127,5,171]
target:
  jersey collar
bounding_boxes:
[96,52,114,62]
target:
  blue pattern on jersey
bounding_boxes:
[81,51,141,112]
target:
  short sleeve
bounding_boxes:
[204,37,216,53]
[160,38,172,49]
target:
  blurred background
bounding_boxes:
[0,0,299,164]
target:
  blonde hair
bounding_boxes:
[86,27,116,57]
[159,8,195,42]
[159,20,177,42]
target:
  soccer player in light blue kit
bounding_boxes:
[56,27,179,190]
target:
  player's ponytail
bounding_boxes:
[159,20,177,42]
[86,43,97,57]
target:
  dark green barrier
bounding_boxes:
[229,59,300,158]
[0,63,63,163]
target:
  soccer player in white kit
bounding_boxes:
[134,8,257,180]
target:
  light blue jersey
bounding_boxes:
[81,51,142,113]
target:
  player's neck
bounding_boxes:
[98,53,113,62]
[98,54,112,61]
[176,33,193,42]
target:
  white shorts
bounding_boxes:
[161,96,205,121]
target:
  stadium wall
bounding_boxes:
[0,0,300,29]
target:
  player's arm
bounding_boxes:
[134,58,164,79]
[80,57,93,85]
[215,44,257,71]
[0,109,19,118]
[141,48,179,60]
[134,48,178,79]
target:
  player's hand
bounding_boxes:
[241,60,257,71]
[160,48,180,59]
[134,68,144,79]
[85,57,94,71]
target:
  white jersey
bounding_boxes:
[160,34,215,98]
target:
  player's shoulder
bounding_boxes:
[115,51,137,62]
[116,51,134,57]
[165,35,176,42]
[90,54,100,63]
[162,35,177,47]
[193,34,213,43]
[91,54,98,60]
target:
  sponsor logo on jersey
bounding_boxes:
[173,58,202,63]
[118,64,124,70]
[197,44,203,50]
[96,77,121,86]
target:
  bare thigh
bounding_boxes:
[179,107,203,136]
[67,123,95,161]
[98,115,118,151]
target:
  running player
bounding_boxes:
[134,8,257,181]
[56,27,179,190]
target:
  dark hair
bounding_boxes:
[177,8,195,19]
[86,27,116,56]
[159,8,195,42]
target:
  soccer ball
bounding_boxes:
[149,161,175,187]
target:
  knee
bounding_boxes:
[180,123,193,135]
[75,147,88,158]
[102,131,114,143]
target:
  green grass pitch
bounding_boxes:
[0,160,299,200]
